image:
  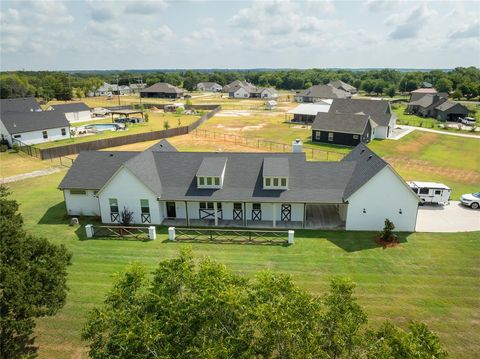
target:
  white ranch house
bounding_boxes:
[59,140,419,232]
[0,97,70,146]
[49,102,91,123]
[197,82,223,92]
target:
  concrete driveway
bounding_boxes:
[416,201,480,232]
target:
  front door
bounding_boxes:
[281,204,291,221]
[166,202,176,218]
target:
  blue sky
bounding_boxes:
[1,0,479,71]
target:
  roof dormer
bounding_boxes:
[263,157,289,190]
[196,157,227,189]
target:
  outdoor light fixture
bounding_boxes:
[362,208,366,213]
[399,209,403,214]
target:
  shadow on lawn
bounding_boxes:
[38,201,68,225]
[298,230,409,253]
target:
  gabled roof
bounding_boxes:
[263,157,289,177]
[197,157,227,177]
[312,112,371,134]
[1,110,70,134]
[329,80,356,92]
[408,94,446,109]
[58,151,138,190]
[140,82,184,94]
[288,101,332,116]
[411,88,438,93]
[0,97,41,113]
[145,139,178,152]
[51,103,90,113]
[223,80,256,93]
[197,82,221,87]
[328,98,393,127]
[297,84,349,99]
[341,143,388,199]
[435,101,468,112]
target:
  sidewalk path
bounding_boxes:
[398,125,480,139]
[1,166,64,184]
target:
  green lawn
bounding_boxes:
[6,172,480,359]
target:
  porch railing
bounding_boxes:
[85,224,156,240]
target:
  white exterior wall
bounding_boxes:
[11,127,70,145]
[98,167,162,224]
[0,121,11,145]
[65,111,91,123]
[373,117,396,139]
[232,88,250,98]
[345,167,418,231]
[64,189,100,216]
[261,89,277,99]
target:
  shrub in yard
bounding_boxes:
[144,113,149,123]
[11,143,19,153]
[120,207,134,226]
[0,144,7,152]
[380,219,397,242]
[163,120,170,130]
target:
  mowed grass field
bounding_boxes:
[6,172,480,358]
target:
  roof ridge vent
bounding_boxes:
[367,155,372,161]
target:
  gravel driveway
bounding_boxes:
[416,201,480,232]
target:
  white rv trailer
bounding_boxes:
[407,181,451,205]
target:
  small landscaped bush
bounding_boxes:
[0,144,7,152]
[12,143,19,153]
[120,207,134,226]
[380,219,397,242]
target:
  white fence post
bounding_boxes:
[85,224,94,238]
[148,226,157,240]
[168,226,176,241]
[288,230,295,244]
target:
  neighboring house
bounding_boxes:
[224,80,278,99]
[87,82,113,97]
[265,100,277,110]
[129,83,147,93]
[287,100,332,123]
[0,97,70,146]
[312,112,374,146]
[407,92,467,121]
[140,82,185,98]
[294,84,351,102]
[59,139,419,231]
[197,82,223,92]
[49,103,91,123]
[110,84,131,96]
[328,99,396,139]
[328,80,357,95]
[409,87,439,103]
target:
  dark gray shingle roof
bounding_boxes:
[329,98,393,127]
[263,157,289,177]
[1,110,70,134]
[58,151,138,190]
[329,80,356,92]
[341,143,388,198]
[435,101,468,112]
[197,157,228,177]
[51,103,90,113]
[145,139,178,152]
[140,82,184,94]
[0,97,41,113]
[312,112,370,134]
[297,85,349,99]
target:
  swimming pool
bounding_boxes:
[84,123,121,132]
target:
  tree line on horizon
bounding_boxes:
[1,66,479,101]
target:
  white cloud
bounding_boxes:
[449,21,479,39]
[367,0,401,12]
[388,4,436,40]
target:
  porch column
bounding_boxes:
[214,202,218,226]
[185,201,189,227]
[303,203,306,229]
[243,202,247,227]
[272,203,276,228]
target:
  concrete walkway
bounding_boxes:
[416,201,480,232]
[398,125,480,139]
[1,166,64,183]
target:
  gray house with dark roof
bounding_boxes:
[140,82,185,99]
[328,80,357,95]
[59,140,419,231]
[407,93,468,121]
[49,102,91,123]
[295,84,351,103]
[0,97,70,146]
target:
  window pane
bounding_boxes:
[109,198,118,212]
[234,203,242,210]
[253,203,261,210]
[140,199,149,213]
[207,177,212,185]
[273,178,279,186]
[266,178,271,186]
[207,202,214,209]
[217,203,222,209]
[199,177,205,185]
[200,202,206,209]
[281,178,287,187]
[214,177,220,185]
[419,188,429,194]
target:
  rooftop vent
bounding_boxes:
[367,155,372,161]
[109,153,114,157]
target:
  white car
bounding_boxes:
[460,117,476,126]
[460,192,480,209]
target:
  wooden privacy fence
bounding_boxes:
[168,227,294,245]
[192,128,345,161]
[36,105,221,160]
[85,224,156,241]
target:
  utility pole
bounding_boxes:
[116,75,120,106]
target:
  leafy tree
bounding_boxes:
[435,78,453,93]
[362,79,376,94]
[452,89,462,100]
[83,251,447,358]
[386,85,396,98]
[0,186,71,358]
[163,119,170,130]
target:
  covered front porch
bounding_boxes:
[160,201,346,230]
